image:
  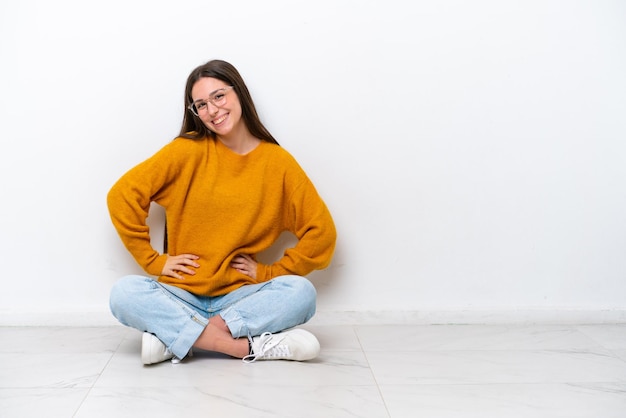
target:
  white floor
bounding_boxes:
[1,324,626,417]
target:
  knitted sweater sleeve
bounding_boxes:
[106,144,178,276]
[257,174,337,280]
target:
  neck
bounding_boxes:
[217,130,261,155]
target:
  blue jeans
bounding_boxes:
[109,275,317,359]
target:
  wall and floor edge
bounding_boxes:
[1,309,625,327]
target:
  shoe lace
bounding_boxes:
[243,332,290,363]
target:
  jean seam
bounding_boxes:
[154,281,207,321]
[152,281,208,356]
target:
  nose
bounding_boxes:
[207,102,220,116]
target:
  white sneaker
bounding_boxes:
[141,332,175,365]
[243,329,320,363]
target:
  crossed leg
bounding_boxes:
[193,315,249,358]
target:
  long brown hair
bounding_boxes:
[179,60,279,145]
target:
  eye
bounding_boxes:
[212,93,225,101]
[196,101,208,110]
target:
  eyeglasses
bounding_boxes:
[188,86,234,116]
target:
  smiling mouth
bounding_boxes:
[212,114,228,125]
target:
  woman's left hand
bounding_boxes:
[230,254,257,279]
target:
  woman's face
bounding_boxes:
[190,77,242,137]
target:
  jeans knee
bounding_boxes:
[109,275,151,323]
[298,277,317,307]
[282,275,317,319]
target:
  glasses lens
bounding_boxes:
[211,90,227,106]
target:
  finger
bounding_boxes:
[177,254,200,260]
[230,261,247,272]
[231,255,245,263]
[174,265,196,275]
[180,258,200,268]
[230,256,246,265]
[163,269,183,279]
[171,255,200,268]
[230,263,245,271]
[164,262,197,277]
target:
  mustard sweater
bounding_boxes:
[107,137,336,296]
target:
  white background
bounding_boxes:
[1,0,625,324]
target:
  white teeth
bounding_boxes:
[213,114,227,125]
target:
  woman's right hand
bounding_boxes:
[161,254,200,279]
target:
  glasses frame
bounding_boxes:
[187,86,235,117]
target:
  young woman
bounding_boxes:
[107,59,336,365]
